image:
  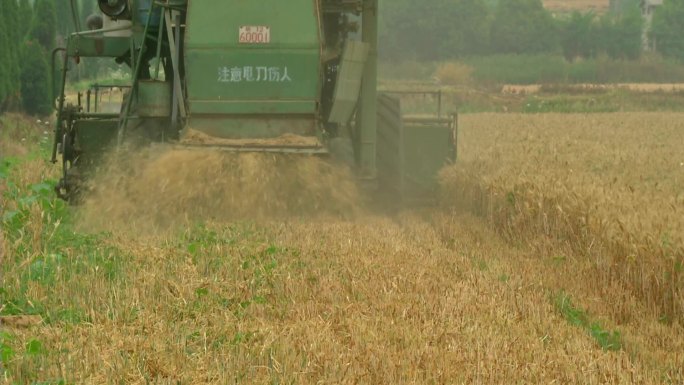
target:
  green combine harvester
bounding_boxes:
[52,0,456,202]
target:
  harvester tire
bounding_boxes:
[328,137,355,169]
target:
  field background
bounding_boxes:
[2,0,684,374]
[3,0,684,381]
[2,102,684,383]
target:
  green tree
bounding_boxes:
[609,0,641,15]
[29,0,57,51]
[380,0,491,61]
[381,0,445,60]
[79,0,103,80]
[446,0,491,57]
[560,12,597,61]
[81,0,95,21]
[0,0,22,110]
[6,0,23,103]
[20,40,52,116]
[18,0,33,38]
[651,0,684,61]
[56,0,73,37]
[489,0,558,54]
[612,7,642,59]
[597,6,642,60]
[0,0,9,108]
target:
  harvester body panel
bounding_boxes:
[185,0,322,138]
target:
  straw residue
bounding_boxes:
[77,146,360,232]
[182,129,321,147]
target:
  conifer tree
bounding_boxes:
[20,40,52,116]
[0,0,10,109]
[55,0,74,38]
[18,0,33,38]
[651,0,684,61]
[6,0,23,104]
[80,0,101,79]
[19,0,55,116]
[29,0,58,51]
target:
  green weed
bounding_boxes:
[0,288,45,317]
[555,291,622,351]
[25,339,45,357]
[1,331,15,368]
[2,164,125,326]
[2,179,68,250]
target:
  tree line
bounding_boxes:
[0,0,97,117]
[4,0,684,116]
[380,0,684,63]
[1,0,52,116]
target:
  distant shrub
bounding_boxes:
[378,60,438,81]
[434,63,474,85]
[464,55,567,85]
[459,54,684,85]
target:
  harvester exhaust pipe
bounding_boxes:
[98,0,129,18]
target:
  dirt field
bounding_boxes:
[1,112,683,383]
[544,0,610,13]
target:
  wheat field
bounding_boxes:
[1,112,683,383]
[442,113,683,320]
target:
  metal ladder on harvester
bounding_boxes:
[117,0,187,146]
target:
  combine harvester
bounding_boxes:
[52,0,456,202]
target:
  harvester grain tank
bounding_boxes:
[52,0,456,201]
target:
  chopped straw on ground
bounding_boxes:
[76,147,361,233]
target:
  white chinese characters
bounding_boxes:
[218,66,292,83]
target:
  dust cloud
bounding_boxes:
[76,146,361,234]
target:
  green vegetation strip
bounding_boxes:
[1,158,126,325]
[554,291,623,351]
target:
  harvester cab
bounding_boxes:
[52,0,456,202]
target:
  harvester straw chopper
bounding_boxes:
[52,0,456,202]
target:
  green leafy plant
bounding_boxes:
[0,331,16,367]
[0,287,45,317]
[25,339,45,357]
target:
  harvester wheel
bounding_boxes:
[328,137,355,169]
[55,132,81,202]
